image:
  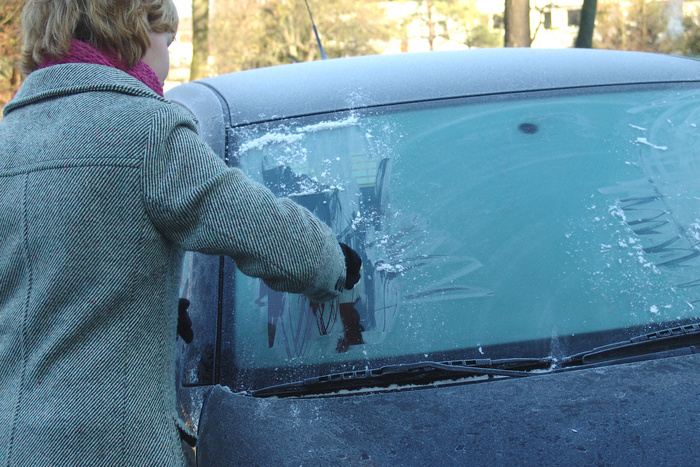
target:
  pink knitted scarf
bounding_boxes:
[39,39,164,97]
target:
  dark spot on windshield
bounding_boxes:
[518,123,539,134]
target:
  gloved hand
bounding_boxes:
[339,243,362,290]
[178,298,194,344]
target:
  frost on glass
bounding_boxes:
[178,251,219,386]
[598,91,700,317]
[227,86,700,376]
[229,112,488,371]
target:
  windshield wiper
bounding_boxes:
[561,322,700,367]
[252,357,552,398]
[251,323,700,398]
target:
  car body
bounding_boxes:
[166,48,700,465]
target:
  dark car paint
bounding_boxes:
[196,354,700,466]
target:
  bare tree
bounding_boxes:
[595,0,666,52]
[504,0,530,47]
[209,0,393,74]
[575,0,598,48]
[408,0,448,51]
[0,0,23,109]
[425,0,437,50]
[190,0,209,80]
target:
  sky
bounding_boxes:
[173,0,191,18]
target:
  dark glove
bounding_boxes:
[177,298,194,344]
[339,243,362,290]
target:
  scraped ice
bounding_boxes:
[238,132,303,153]
[689,221,700,241]
[237,116,359,154]
[375,262,406,274]
[609,204,626,222]
[295,116,359,134]
[635,137,668,150]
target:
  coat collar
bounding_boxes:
[4,63,167,117]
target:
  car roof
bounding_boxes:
[167,48,700,130]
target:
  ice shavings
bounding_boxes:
[288,183,346,198]
[573,198,669,307]
[647,304,673,315]
[350,212,363,231]
[689,221,700,242]
[608,204,626,222]
[295,115,359,134]
[633,245,658,271]
[610,227,660,272]
[237,116,359,156]
[295,375,496,398]
[238,131,304,153]
[635,137,668,150]
[286,177,323,197]
[375,261,406,274]
[629,124,647,131]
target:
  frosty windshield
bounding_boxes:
[216,84,700,388]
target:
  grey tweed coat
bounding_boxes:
[0,64,346,466]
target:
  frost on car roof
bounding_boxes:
[168,48,700,128]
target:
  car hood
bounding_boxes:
[196,352,700,465]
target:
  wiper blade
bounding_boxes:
[251,324,700,397]
[252,357,552,398]
[561,322,700,367]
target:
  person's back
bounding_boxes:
[0,1,360,465]
[0,64,201,465]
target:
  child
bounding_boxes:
[0,1,360,465]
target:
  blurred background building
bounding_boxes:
[166,1,700,91]
[2,1,700,100]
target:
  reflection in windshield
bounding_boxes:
[234,116,490,363]
[228,86,700,376]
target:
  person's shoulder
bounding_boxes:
[147,98,199,135]
[6,64,174,115]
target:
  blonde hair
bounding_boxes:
[21,0,178,75]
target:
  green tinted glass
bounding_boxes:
[228,85,700,372]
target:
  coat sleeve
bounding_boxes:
[141,108,346,303]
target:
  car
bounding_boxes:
[166,48,700,466]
